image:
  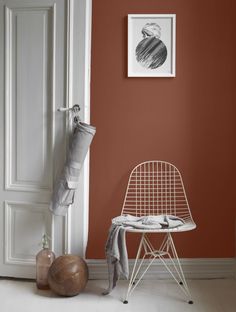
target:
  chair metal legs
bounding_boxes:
[123,233,193,304]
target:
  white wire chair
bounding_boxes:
[119,161,196,304]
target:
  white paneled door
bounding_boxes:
[0,0,92,278]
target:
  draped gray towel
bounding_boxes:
[49,122,96,216]
[103,224,128,295]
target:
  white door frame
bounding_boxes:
[62,0,93,257]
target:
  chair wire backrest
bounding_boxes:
[121,161,193,222]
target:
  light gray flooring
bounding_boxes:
[0,278,236,312]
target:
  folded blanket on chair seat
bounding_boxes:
[112,214,184,229]
[103,214,184,295]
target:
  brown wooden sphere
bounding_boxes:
[48,254,88,296]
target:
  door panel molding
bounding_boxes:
[4,200,51,266]
[4,4,56,193]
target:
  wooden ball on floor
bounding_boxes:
[48,254,88,296]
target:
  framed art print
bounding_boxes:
[128,14,176,77]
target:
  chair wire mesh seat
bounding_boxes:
[117,161,196,304]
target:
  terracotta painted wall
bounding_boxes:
[87,0,236,259]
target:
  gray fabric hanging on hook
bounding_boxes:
[49,121,96,216]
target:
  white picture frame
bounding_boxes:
[128,14,176,77]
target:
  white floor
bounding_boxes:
[0,278,236,312]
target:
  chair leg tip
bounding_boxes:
[179,281,183,285]
[188,300,194,304]
[123,300,128,304]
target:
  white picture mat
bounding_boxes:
[128,14,176,77]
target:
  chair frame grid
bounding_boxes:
[121,160,194,223]
[120,161,195,304]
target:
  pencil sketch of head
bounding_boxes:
[136,22,167,69]
[142,23,161,39]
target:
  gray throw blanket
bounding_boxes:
[103,224,129,295]
[113,214,184,229]
[104,214,184,294]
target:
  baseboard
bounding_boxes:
[87,258,236,280]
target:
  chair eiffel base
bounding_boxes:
[124,232,193,304]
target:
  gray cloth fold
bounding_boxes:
[113,214,184,229]
[104,214,185,294]
[103,224,129,295]
[49,122,96,216]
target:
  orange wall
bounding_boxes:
[87,0,236,258]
